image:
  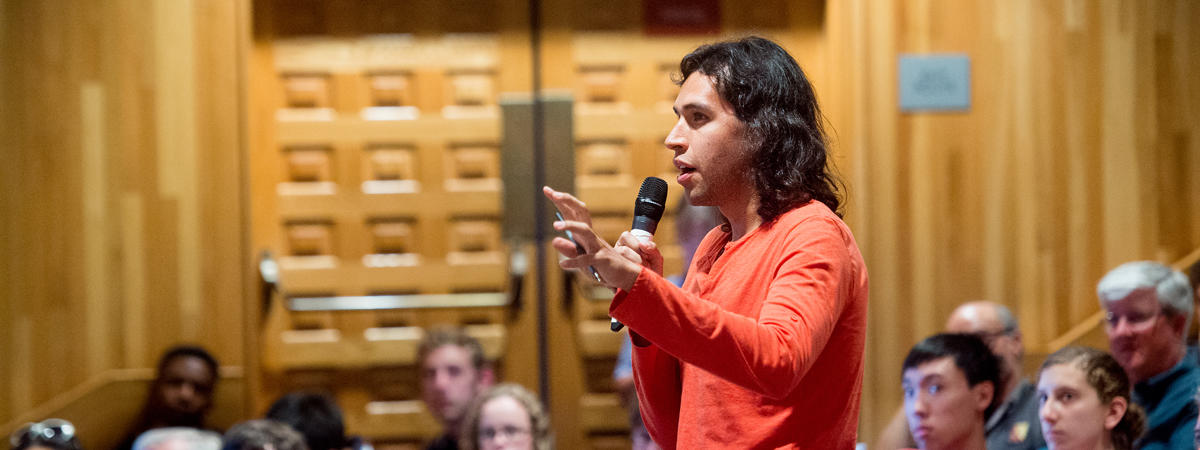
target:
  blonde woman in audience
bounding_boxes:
[1037,346,1145,450]
[459,384,551,450]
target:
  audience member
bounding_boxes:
[133,428,221,450]
[1194,386,1199,448]
[8,419,82,450]
[901,333,1000,450]
[220,420,306,450]
[419,327,494,450]
[458,384,551,450]
[1098,261,1200,449]
[1037,346,1145,450]
[120,345,221,450]
[265,392,365,450]
[1188,262,1200,366]
[875,302,1045,449]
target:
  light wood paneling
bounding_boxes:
[4,0,1199,447]
[825,0,1200,440]
[0,0,248,430]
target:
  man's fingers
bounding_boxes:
[550,237,582,258]
[615,231,644,251]
[553,220,608,252]
[557,254,594,270]
[543,186,591,224]
[614,246,643,265]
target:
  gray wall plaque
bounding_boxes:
[898,54,971,112]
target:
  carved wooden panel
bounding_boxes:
[258,29,512,449]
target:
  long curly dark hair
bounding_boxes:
[679,36,842,221]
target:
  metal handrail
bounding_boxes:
[287,292,509,311]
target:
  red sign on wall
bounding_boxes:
[644,0,721,35]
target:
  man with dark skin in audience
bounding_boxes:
[118,345,220,450]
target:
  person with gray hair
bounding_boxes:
[1097,260,1199,450]
[1193,386,1200,448]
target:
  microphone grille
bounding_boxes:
[634,177,668,221]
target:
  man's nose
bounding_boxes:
[434,372,453,389]
[178,383,196,400]
[911,396,929,417]
[664,121,687,153]
[1040,401,1058,424]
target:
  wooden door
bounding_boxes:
[247,1,538,448]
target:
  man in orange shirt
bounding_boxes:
[545,36,869,448]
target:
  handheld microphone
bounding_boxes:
[612,177,668,333]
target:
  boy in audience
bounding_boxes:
[266,392,360,450]
[901,333,1000,450]
[876,302,1045,449]
[418,327,494,450]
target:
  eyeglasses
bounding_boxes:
[478,425,531,442]
[1104,309,1161,331]
[9,419,81,450]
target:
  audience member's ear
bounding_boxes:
[479,366,496,388]
[1166,313,1188,337]
[1103,396,1127,430]
[972,381,995,415]
[1007,330,1023,351]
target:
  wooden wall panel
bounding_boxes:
[0,0,248,432]
[3,0,1198,446]
[825,0,1200,440]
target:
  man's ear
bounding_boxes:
[1009,331,1024,355]
[1103,396,1128,430]
[479,366,496,388]
[1167,313,1188,338]
[973,381,995,415]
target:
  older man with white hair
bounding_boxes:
[1098,260,1200,450]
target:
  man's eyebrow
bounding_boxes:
[673,102,713,116]
[918,373,945,384]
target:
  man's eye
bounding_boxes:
[927,384,941,394]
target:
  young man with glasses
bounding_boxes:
[1098,261,1200,450]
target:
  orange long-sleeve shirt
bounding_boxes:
[610,201,869,449]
